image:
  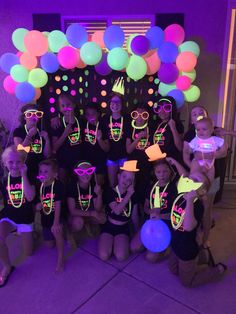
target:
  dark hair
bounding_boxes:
[58,94,75,106]
[133,101,151,114]
[85,102,101,114]
[19,103,40,125]
[153,158,172,172]
[39,159,58,173]
[155,96,179,122]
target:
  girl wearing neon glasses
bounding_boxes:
[13,103,51,182]
[153,96,184,163]
[67,161,106,240]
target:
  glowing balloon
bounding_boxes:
[15,82,36,102]
[95,53,112,76]
[164,24,185,46]
[104,25,124,49]
[141,219,171,252]
[48,30,67,53]
[158,82,176,96]
[34,88,42,100]
[167,89,185,108]
[28,68,48,88]
[183,85,201,102]
[130,35,149,55]
[12,28,28,52]
[80,42,102,65]
[40,52,59,73]
[58,46,79,69]
[176,76,191,91]
[126,55,147,81]
[179,41,200,57]
[107,47,128,71]
[146,26,164,49]
[3,76,18,94]
[181,70,196,83]
[126,34,138,54]
[66,23,88,48]
[158,42,179,63]
[91,31,105,48]
[145,51,161,75]
[10,64,29,82]
[24,30,48,56]
[176,52,197,72]
[158,63,179,84]
[20,52,37,70]
[0,53,19,74]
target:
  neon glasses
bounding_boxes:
[153,102,172,114]
[131,111,149,120]
[24,110,44,119]
[74,167,96,176]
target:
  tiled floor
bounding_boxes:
[0,185,235,314]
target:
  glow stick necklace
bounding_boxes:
[62,116,80,144]
[115,185,131,217]
[196,136,215,170]
[110,115,123,142]
[86,121,99,145]
[40,180,55,215]
[132,122,149,150]
[153,121,168,145]
[77,183,91,211]
[131,120,148,130]
[149,181,170,209]
[7,173,24,208]
[24,125,42,153]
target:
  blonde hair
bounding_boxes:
[1,145,26,166]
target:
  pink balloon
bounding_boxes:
[24,30,48,56]
[145,50,161,75]
[91,31,105,48]
[58,46,79,69]
[16,51,23,58]
[164,24,185,46]
[176,51,197,72]
[3,75,19,94]
[76,49,87,69]
[20,52,38,70]
[176,75,191,91]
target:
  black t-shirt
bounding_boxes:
[171,195,204,261]
[38,180,64,228]
[0,175,34,224]
[83,118,108,166]
[102,114,128,161]
[67,179,97,211]
[104,186,137,222]
[51,116,84,169]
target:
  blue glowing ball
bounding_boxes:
[15,82,35,103]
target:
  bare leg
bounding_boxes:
[130,230,144,253]
[52,229,65,273]
[44,240,55,249]
[21,232,34,256]
[145,250,166,263]
[0,221,15,280]
[98,233,113,261]
[113,234,129,262]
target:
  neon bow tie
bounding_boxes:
[17,144,30,153]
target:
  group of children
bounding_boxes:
[0,89,232,288]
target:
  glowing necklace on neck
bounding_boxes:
[7,173,24,208]
[40,181,55,215]
[131,120,148,130]
[196,136,215,170]
[62,116,80,144]
[150,181,170,209]
[86,121,99,145]
[110,116,123,142]
[115,185,131,217]
[77,183,91,211]
[132,124,149,150]
[153,121,168,145]
[24,125,42,153]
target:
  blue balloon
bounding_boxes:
[141,219,171,253]
[40,52,60,73]
[167,89,185,109]
[104,25,124,50]
[66,23,88,48]
[0,53,19,74]
[158,42,179,63]
[146,26,164,49]
[15,82,36,103]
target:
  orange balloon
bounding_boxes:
[34,88,41,100]
[145,51,161,75]
[76,49,87,69]
[143,49,156,58]
[20,52,37,70]
[91,31,105,48]
[176,51,197,72]
[24,30,48,56]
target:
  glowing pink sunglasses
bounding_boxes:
[74,167,96,176]
[153,103,172,114]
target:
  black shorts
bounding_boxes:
[101,220,130,237]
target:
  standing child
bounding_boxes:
[0,146,35,287]
[36,159,65,273]
[98,160,138,262]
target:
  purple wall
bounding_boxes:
[0,0,228,130]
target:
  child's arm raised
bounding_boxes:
[166,157,188,177]
[182,191,198,231]
[183,141,192,168]
[168,119,183,152]
[52,124,73,152]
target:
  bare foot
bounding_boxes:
[0,265,14,287]
[55,258,65,273]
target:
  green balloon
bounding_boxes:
[181,70,196,83]
[42,31,50,37]
[183,85,200,102]
[12,28,28,52]
[10,64,29,82]
[126,34,138,54]
[80,42,102,65]
[48,30,67,53]
[28,68,48,88]
[126,55,147,81]
[107,47,128,71]
[179,41,200,57]
[158,82,176,96]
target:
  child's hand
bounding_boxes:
[138,130,147,139]
[214,127,227,136]
[166,157,175,165]
[28,126,37,138]
[183,190,197,201]
[50,116,61,130]
[40,130,49,140]
[63,124,73,136]
[150,207,161,220]
[20,164,28,176]
[51,223,62,234]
